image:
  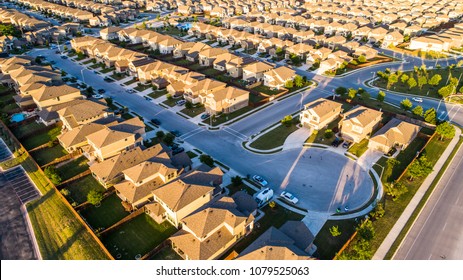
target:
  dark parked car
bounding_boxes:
[60,55,68,59]
[342,142,351,149]
[150,118,161,125]
[98,89,106,94]
[331,138,343,147]
[170,130,181,137]
[172,147,185,155]
[200,113,210,120]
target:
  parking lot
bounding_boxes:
[0,168,40,259]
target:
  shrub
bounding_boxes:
[199,154,214,167]
[87,190,104,205]
[324,129,334,139]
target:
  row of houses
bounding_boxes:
[409,23,463,52]
[0,8,50,31]
[13,0,137,26]
[300,98,421,153]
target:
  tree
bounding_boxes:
[285,79,294,89]
[400,98,413,110]
[35,56,42,64]
[163,133,175,146]
[459,85,463,94]
[0,24,21,37]
[185,101,193,109]
[408,155,433,181]
[424,108,437,124]
[335,86,347,95]
[290,54,301,65]
[324,129,334,139]
[60,188,70,197]
[407,77,417,90]
[428,74,442,86]
[294,75,304,87]
[156,130,165,139]
[329,225,341,237]
[86,86,94,96]
[199,154,214,167]
[231,176,242,186]
[387,73,398,89]
[400,73,409,84]
[438,85,453,98]
[281,115,293,126]
[44,166,62,185]
[347,88,357,99]
[370,202,385,220]
[385,182,408,201]
[275,47,283,56]
[357,55,366,63]
[378,90,386,102]
[87,190,104,205]
[412,105,423,116]
[357,220,375,241]
[417,75,427,89]
[435,122,455,141]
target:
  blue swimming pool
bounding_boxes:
[10,113,26,123]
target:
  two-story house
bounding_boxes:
[339,106,383,144]
[300,98,343,130]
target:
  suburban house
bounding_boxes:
[29,84,83,110]
[368,118,421,153]
[200,86,249,115]
[114,155,179,209]
[236,221,315,260]
[183,78,227,104]
[173,42,211,61]
[242,61,274,84]
[152,166,224,228]
[300,98,343,130]
[169,196,255,260]
[89,144,171,188]
[263,66,296,89]
[100,26,123,40]
[409,35,451,52]
[36,99,86,126]
[57,100,111,130]
[85,117,146,161]
[198,48,230,67]
[58,122,108,153]
[339,106,383,143]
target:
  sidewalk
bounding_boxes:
[372,126,462,259]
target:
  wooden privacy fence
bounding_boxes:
[0,120,114,260]
[41,150,81,169]
[99,208,144,236]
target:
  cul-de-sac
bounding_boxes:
[0,0,462,260]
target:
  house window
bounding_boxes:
[312,116,319,122]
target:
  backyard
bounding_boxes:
[103,213,178,260]
[56,156,88,181]
[30,145,67,167]
[20,125,62,150]
[79,193,129,230]
[62,175,106,205]
[313,219,359,260]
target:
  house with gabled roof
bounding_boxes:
[339,105,383,143]
[57,99,111,130]
[242,61,274,83]
[263,66,295,89]
[368,118,421,153]
[201,86,249,115]
[152,166,224,228]
[300,98,343,130]
[169,196,254,260]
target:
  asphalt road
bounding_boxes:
[393,142,463,260]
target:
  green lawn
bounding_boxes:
[305,117,342,145]
[250,124,300,150]
[156,26,184,36]
[249,93,266,104]
[205,106,254,126]
[253,85,284,96]
[31,144,68,166]
[201,68,224,76]
[162,98,177,107]
[149,246,182,260]
[134,83,152,92]
[348,139,370,157]
[221,205,304,258]
[180,106,205,118]
[89,63,104,69]
[57,156,89,181]
[79,193,129,230]
[186,151,198,159]
[100,67,114,74]
[110,73,126,80]
[313,219,359,260]
[0,102,19,113]
[373,68,463,99]
[226,183,257,196]
[22,126,62,150]
[147,89,167,99]
[103,213,178,260]
[63,175,106,205]
[0,92,15,103]
[11,122,46,139]
[123,78,138,86]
